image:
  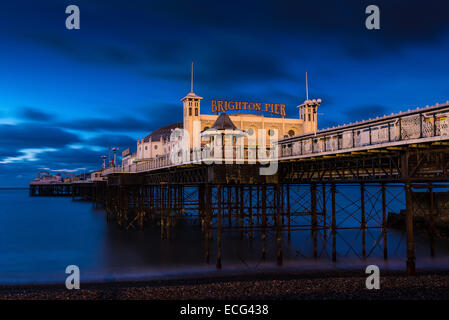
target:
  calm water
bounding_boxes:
[1,188,449,284]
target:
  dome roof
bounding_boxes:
[143,122,183,142]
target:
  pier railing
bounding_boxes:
[279,102,449,158]
[101,166,123,176]
[100,102,449,176]
[103,146,276,175]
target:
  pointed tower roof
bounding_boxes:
[181,91,203,101]
[201,113,246,138]
[211,112,238,130]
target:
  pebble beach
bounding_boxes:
[1,270,449,300]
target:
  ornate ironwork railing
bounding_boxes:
[279,102,449,158]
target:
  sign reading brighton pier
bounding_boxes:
[211,100,286,117]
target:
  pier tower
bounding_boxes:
[182,63,203,149]
[298,98,321,133]
[298,73,321,133]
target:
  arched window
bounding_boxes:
[247,128,254,136]
[288,130,295,137]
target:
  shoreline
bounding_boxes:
[2,269,449,300]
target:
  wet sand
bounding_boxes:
[1,270,449,300]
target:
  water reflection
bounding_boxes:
[0,189,449,284]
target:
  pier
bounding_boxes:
[29,101,449,276]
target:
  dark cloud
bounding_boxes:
[30,34,139,66]
[141,43,296,87]
[0,124,80,150]
[19,107,53,121]
[56,116,150,133]
[5,0,449,67]
[58,104,183,134]
[38,147,103,169]
[83,134,136,151]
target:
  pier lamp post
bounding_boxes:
[112,148,119,167]
[102,155,107,169]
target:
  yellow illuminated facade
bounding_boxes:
[132,88,320,163]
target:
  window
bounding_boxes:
[268,129,276,136]
[288,130,295,137]
[195,108,198,116]
[308,114,311,121]
[189,108,192,116]
[145,146,148,150]
[247,128,254,136]
[154,145,158,150]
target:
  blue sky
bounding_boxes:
[0,0,449,186]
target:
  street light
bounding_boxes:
[112,147,119,167]
[102,155,107,169]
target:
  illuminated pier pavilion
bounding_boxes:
[120,85,321,172]
[29,80,449,275]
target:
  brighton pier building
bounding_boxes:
[122,87,321,171]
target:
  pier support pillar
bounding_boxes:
[216,185,222,269]
[331,184,337,262]
[429,184,435,257]
[205,184,212,264]
[287,184,291,241]
[382,183,388,260]
[276,184,283,266]
[311,183,318,259]
[405,182,416,276]
[261,184,267,260]
[361,183,366,260]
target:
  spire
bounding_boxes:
[181,62,203,101]
[190,61,194,93]
[305,71,309,101]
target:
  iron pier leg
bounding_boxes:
[382,183,388,260]
[311,183,318,259]
[331,184,337,263]
[361,183,366,260]
[262,184,267,260]
[405,182,416,276]
[276,184,283,266]
[429,184,435,258]
[217,185,222,269]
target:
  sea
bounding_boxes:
[1,188,449,285]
